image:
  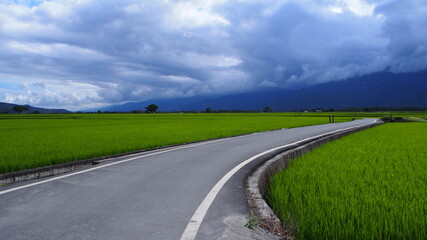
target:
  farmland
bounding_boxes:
[0,112,359,174]
[267,122,427,239]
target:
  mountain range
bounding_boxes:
[0,102,70,114]
[98,70,427,112]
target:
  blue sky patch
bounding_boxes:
[10,0,44,7]
[0,82,21,91]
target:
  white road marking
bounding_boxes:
[0,126,301,196]
[180,119,378,240]
[0,138,230,196]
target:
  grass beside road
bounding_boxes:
[0,113,356,174]
[267,122,427,239]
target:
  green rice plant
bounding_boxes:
[267,123,427,239]
[245,213,259,229]
[0,113,355,174]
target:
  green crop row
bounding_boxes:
[267,122,427,239]
[0,111,425,119]
[0,113,355,174]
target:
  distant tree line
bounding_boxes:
[104,105,427,114]
[128,106,272,114]
[298,107,427,112]
[204,106,272,113]
[204,109,260,113]
[13,105,28,113]
[129,104,159,113]
[336,107,427,112]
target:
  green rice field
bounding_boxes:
[267,122,427,239]
[0,113,357,174]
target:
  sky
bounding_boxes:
[0,0,426,110]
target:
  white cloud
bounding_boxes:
[168,1,230,28]
[3,79,101,110]
[326,6,344,14]
[342,0,375,16]
[8,41,110,60]
[177,52,242,68]
[0,0,425,110]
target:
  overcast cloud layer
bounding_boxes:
[0,0,426,110]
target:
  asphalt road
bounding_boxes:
[0,119,376,240]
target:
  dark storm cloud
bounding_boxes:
[376,0,427,73]
[0,0,426,110]
[220,0,388,87]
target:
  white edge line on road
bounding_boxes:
[179,119,378,240]
[0,138,230,196]
[0,120,377,198]
[0,122,316,196]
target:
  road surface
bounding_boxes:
[0,119,376,240]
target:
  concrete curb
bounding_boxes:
[0,141,205,184]
[246,120,383,239]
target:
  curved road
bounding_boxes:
[0,119,376,240]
